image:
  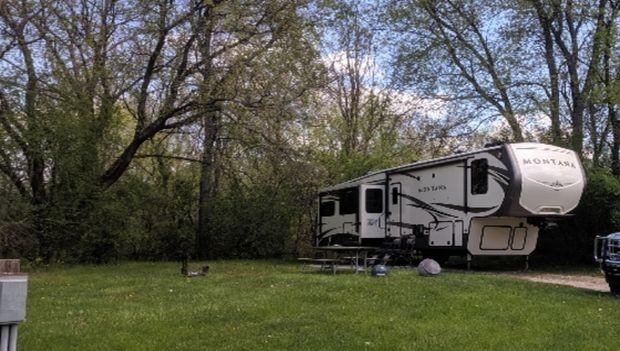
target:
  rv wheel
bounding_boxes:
[608,279,620,295]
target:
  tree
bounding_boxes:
[599,0,620,175]
[313,1,422,182]
[0,0,323,260]
[528,0,612,155]
[388,0,530,142]
[190,0,323,258]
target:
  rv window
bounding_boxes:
[320,201,335,217]
[365,189,383,213]
[339,189,358,215]
[471,158,488,194]
[392,187,399,205]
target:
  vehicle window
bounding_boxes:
[471,158,488,194]
[365,188,383,213]
[392,187,399,205]
[320,201,335,217]
[339,189,358,215]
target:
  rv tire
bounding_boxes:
[608,279,620,295]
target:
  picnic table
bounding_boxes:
[297,258,341,274]
[298,246,378,274]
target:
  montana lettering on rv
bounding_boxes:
[522,158,576,168]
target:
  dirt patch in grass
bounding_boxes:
[500,272,609,292]
[446,261,610,292]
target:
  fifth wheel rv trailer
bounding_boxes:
[317,142,585,260]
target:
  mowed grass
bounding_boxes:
[20,261,619,351]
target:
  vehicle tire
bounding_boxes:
[608,279,620,295]
[432,254,449,266]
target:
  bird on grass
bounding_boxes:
[180,256,209,277]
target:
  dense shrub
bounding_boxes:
[207,182,302,259]
[535,168,620,265]
[0,222,38,260]
[113,175,197,261]
[0,187,38,260]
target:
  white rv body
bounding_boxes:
[317,143,585,258]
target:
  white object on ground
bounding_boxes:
[418,259,441,276]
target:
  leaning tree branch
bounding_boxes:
[135,153,201,163]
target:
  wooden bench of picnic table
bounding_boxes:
[297,258,341,274]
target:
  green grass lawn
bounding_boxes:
[20,261,619,351]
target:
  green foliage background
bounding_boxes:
[0,0,618,265]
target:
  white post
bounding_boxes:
[0,260,27,351]
[0,325,9,351]
[8,325,17,351]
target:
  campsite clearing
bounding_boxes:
[21,261,619,351]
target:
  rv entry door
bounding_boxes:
[387,183,402,237]
[360,185,385,239]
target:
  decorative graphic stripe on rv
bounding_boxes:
[368,180,385,185]
[488,166,510,181]
[388,221,448,232]
[399,193,458,221]
[488,166,510,192]
[318,231,360,240]
[319,227,337,238]
[387,221,419,229]
[488,165,510,181]
[488,172,509,186]
[432,202,499,213]
[401,173,421,181]
[457,163,510,192]
[515,146,570,153]
[538,180,577,190]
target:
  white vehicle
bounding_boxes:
[317,143,585,261]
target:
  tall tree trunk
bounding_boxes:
[196,111,218,259]
[423,1,524,142]
[503,111,524,142]
[541,0,608,155]
[604,7,620,176]
[195,4,217,259]
[612,108,620,176]
[571,95,586,155]
[606,67,620,177]
[588,101,601,166]
[16,15,48,258]
[533,1,562,143]
[610,67,620,176]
